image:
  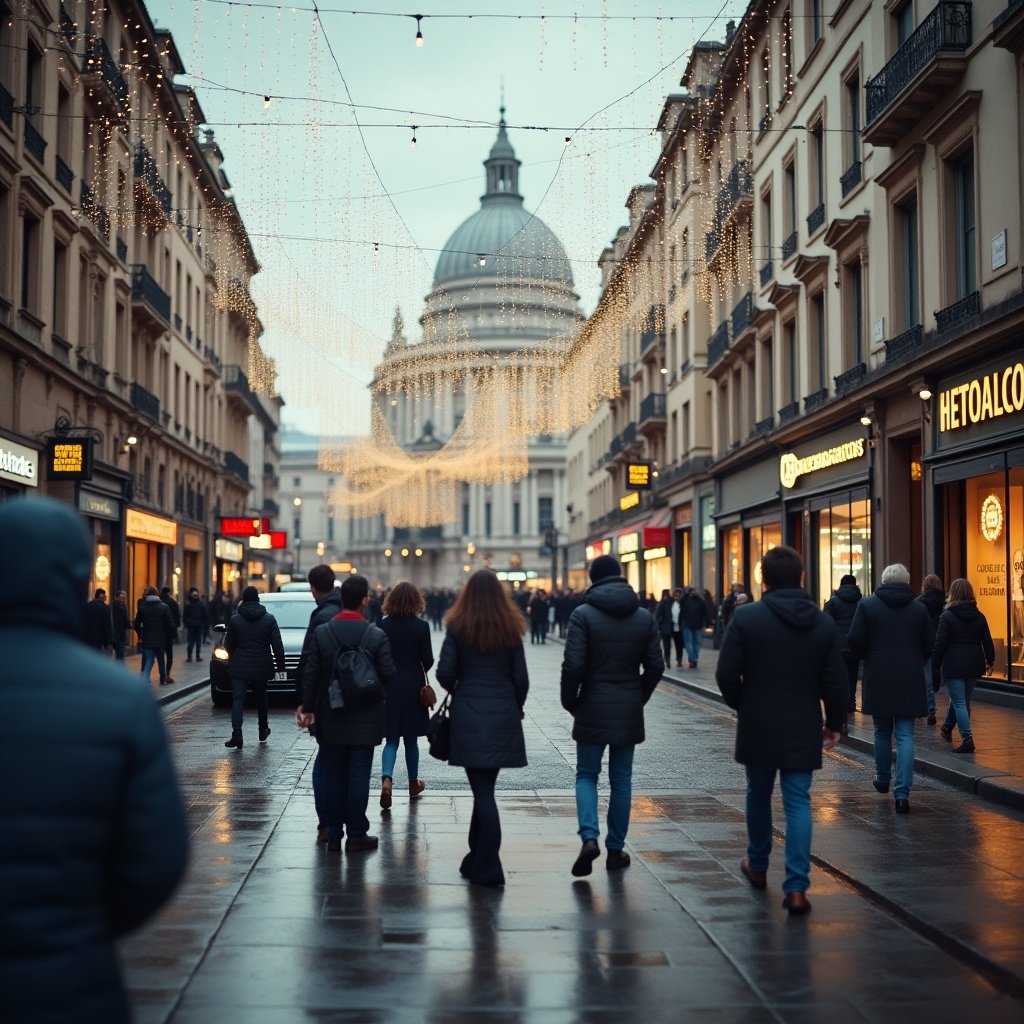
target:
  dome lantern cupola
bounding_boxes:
[483,107,521,201]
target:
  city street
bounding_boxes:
[126,634,1024,1023]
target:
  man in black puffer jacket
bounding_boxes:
[223,586,285,749]
[560,555,664,876]
[823,574,862,712]
[0,497,187,1024]
[134,585,176,685]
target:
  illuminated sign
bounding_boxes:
[79,490,118,521]
[643,527,671,548]
[981,494,1004,542]
[0,437,38,487]
[619,491,640,512]
[939,360,1024,432]
[331,561,354,573]
[779,438,865,489]
[46,438,93,480]
[585,540,611,561]
[220,517,270,537]
[248,530,288,550]
[643,546,668,560]
[215,538,245,562]
[496,570,539,582]
[126,508,177,545]
[626,461,653,490]
[618,532,640,556]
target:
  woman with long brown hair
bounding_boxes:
[436,570,529,887]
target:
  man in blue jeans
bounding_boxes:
[560,555,664,876]
[716,546,846,915]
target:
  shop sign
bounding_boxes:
[215,538,245,562]
[674,503,692,527]
[619,491,640,512]
[980,494,1004,543]
[78,489,119,521]
[643,546,668,561]
[221,516,270,537]
[937,359,1024,434]
[45,437,93,481]
[496,570,538,582]
[585,539,611,562]
[625,461,653,490]
[126,508,177,545]
[248,530,288,550]
[330,561,354,574]
[618,532,640,562]
[779,438,865,489]
[0,436,38,487]
[182,529,204,552]
[643,527,671,548]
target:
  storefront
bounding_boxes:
[182,528,205,596]
[579,539,610,591]
[617,530,641,593]
[214,537,245,597]
[673,504,693,588]
[78,487,123,596]
[641,515,673,597]
[126,508,178,609]
[929,352,1024,684]
[0,433,39,499]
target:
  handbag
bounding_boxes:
[426,692,452,762]
[420,669,437,708]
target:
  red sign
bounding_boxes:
[643,527,672,549]
[248,530,287,550]
[221,517,270,537]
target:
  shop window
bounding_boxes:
[815,497,871,602]
[721,525,744,597]
[700,496,716,600]
[748,523,782,600]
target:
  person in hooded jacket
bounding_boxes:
[933,577,995,754]
[847,564,934,813]
[654,589,674,665]
[182,587,209,662]
[823,574,863,712]
[916,574,946,725]
[134,585,176,685]
[83,588,114,651]
[0,497,187,1024]
[716,546,846,915]
[680,586,711,669]
[223,586,285,749]
[560,555,664,877]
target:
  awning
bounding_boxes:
[645,507,672,530]
[642,507,672,549]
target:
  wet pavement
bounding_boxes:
[127,632,1024,1023]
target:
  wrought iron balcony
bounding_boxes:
[779,401,801,424]
[618,363,632,390]
[620,422,637,448]
[224,450,250,484]
[782,230,798,260]
[935,290,980,332]
[993,0,1024,50]
[55,155,73,192]
[174,313,182,333]
[79,179,110,239]
[262,497,280,519]
[130,381,160,423]
[759,110,772,134]
[130,264,171,325]
[754,416,775,437]
[84,35,129,110]
[705,228,721,262]
[841,160,862,197]
[806,203,826,236]
[863,2,971,145]
[609,433,623,458]
[803,387,830,413]
[708,320,731,366]
[224,363,260,412]
[638,392,666,429]
[759,260,774,287]
[731,292,753,338]
[834,363,867,395]
[60,5,76,46]
[640,304,665,353]
[133,142,172,215]
[0,81,12,128]
[23,120,46,163]
[884,323,924,365]
[725,160,753,208]
[116,237,127,262]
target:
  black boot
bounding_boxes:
[225,732,243,749]
[259,724,271,742]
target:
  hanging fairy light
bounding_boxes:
[477,253,487,267]
[413,14,425,47]
[410,126,418,148]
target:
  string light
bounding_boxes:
[263,95,271,108]
[410,126,418,148]
[476,253,486,267]
[414,14,424,47]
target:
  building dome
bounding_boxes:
[433,111,574,290]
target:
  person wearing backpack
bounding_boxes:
[299,575,396,853]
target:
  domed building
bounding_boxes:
[346,112,585,589]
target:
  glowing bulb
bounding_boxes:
[659,366,668,374]
[414,15,424,46]
[263,95,270,108]
[477,254,487,267]
[384,548,392,557]
[918,387,932,401]
[126,435,138,445]
[860,414,872,427]
[564,136,572,146]
[414,548,423,557]
[410,128,418,148]
[401,547,410,557]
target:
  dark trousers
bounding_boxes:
[165,643,174,676]
[113,641,125,660]
[660,634,672,665]
[530,622,545,644]
[843,653,859,710]
[462,767,503,886]
[672,631,684,665]
[231,676,268,734]
[186,625,204,659]
[319,742,374,843]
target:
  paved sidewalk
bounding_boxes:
[128,639,212,704]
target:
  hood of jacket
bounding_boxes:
[832,583,862,603]
[237,602,267,622]
[874,582,916,608]
[142,594,163,606]
[948,600,982,623]
[585,576,641,618]
[0,496,92,638]
[761,587,821,629]
[917,589,945,614]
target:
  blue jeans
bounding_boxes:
[872,716,916,800]
[923,658,936,714]
[942,678,975,740]
[319,743,374,843]
[140,646,166,683]
[575,742,635,851]
[186,625,205,659]
[231,677,268,734]
[745,767,813,895]
[382,735,420,782]
[682,627,702,666]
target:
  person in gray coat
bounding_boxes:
[223,586,285,749]
[0,497,187,1024]
[847,564,934,813]
[560,555,664,877]
[436,570,529,888]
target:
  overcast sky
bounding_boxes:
[159,0,745,433]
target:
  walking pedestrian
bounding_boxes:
[134,586,176,685]
[0,497,187,1024]
[847,564,934,813]
[111,589,131,660]
[654,589,673,666]
[916,574,945,725]
[299,575,396,853]
[528,588,550,644]
[159,586,181,683]
[823,574,863,713]
[378,581,434,809]
[716,546,846,915]
[83,588,113,651]
[560,554,663,877]
[223,586,285,749]
[182,587,209,663]
[436,570,529,888]
[680,586,710,669]
[933,578,995,754]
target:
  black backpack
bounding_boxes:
[325,621,384,711]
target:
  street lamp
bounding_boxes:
[292,497,302,573]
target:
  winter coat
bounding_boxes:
[112,600,131,644]
[680,593,709,630]
[916,588,945,634]
[846,583,933,718]
[160,593,181,629]
[716,588,846,770]
[380,614,434,738]
[0,498,187,1024]
[296,588,344,702]
[134,595,175,649]
[83,598,113,648]
[436,630,529,769]
[654,599,674,637]
[560,576,664,746]
[932,602,995,681]
[302,615,396,746]
[822,583,863,653]
[528,596,550,624]
[224,603,285,681]
[182,596,209,630]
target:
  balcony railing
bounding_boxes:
[224,451,250,484]
[639,304,665,353]
[834,363,867,395]
[841,160,862,197]
[130,264,171,323]
[639,392,666,424]
[803,387,830,413]
[133,142,172,214]
[782,230,798,260]
[116,237,128,262]
[84,35,129,109]
[130,381,160,423]
[224,363,255,406]
[79,179,109,239]
[705,229,720,262]
[23,120,46,163]
[806,202,825,236]
[778,401,800,424]
[725,160,753,208]
[0,81,12,128]
[759,260,774,287]
[884,323,924,365]
[618,363,632,390]
[759,110,772,134]
[708,320,730,365]
[731,292,753,337]
[620,422,637,447]
[55,155,73,192]
[864,2,971,129]
[935,290,980,332]
[262,497,280,519]
[754,416,774,437]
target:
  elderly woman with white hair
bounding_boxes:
[847,564,935,813]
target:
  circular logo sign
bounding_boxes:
[94,553,111,583]
[981,494,1003,543]
[779,453,799,489]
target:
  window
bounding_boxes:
[899,196,919,327]
[782,9,794,99]
[809,292,827,392]
[0,181,10,297]
[843,260,866,364]
[682,401,691,453]
[782,320,798,406]
[25,43,43,137]
[538,496,553,531]
[513,501,521,535]
[462,500,470,536]
[783,159,798,253]
[761,337,774,419]
[0,0,12,88]
[717,382,729,452]
[681,318,690,364]
[762,189,773,258]
[20,214,39,312]
[845,72,861,166]
[52,240,68,337]
[953,150,976,298]
[810,0,822,46]
[762,48,772,116]
[485,502,492,538]
[809,122,824,212]
[895,1,915,46]
[57,84,72,160]
[293,476,301,487]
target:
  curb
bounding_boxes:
[157,678,209,707]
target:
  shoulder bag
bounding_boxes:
[426,691,452,761]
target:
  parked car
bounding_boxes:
[210,591,315,707]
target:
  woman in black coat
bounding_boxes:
[916,574,946,723]
[933,578,995,754]
[654,589,673,665]
[436,570,529,888]
[823,574,863,712]
[378,582,434,809]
